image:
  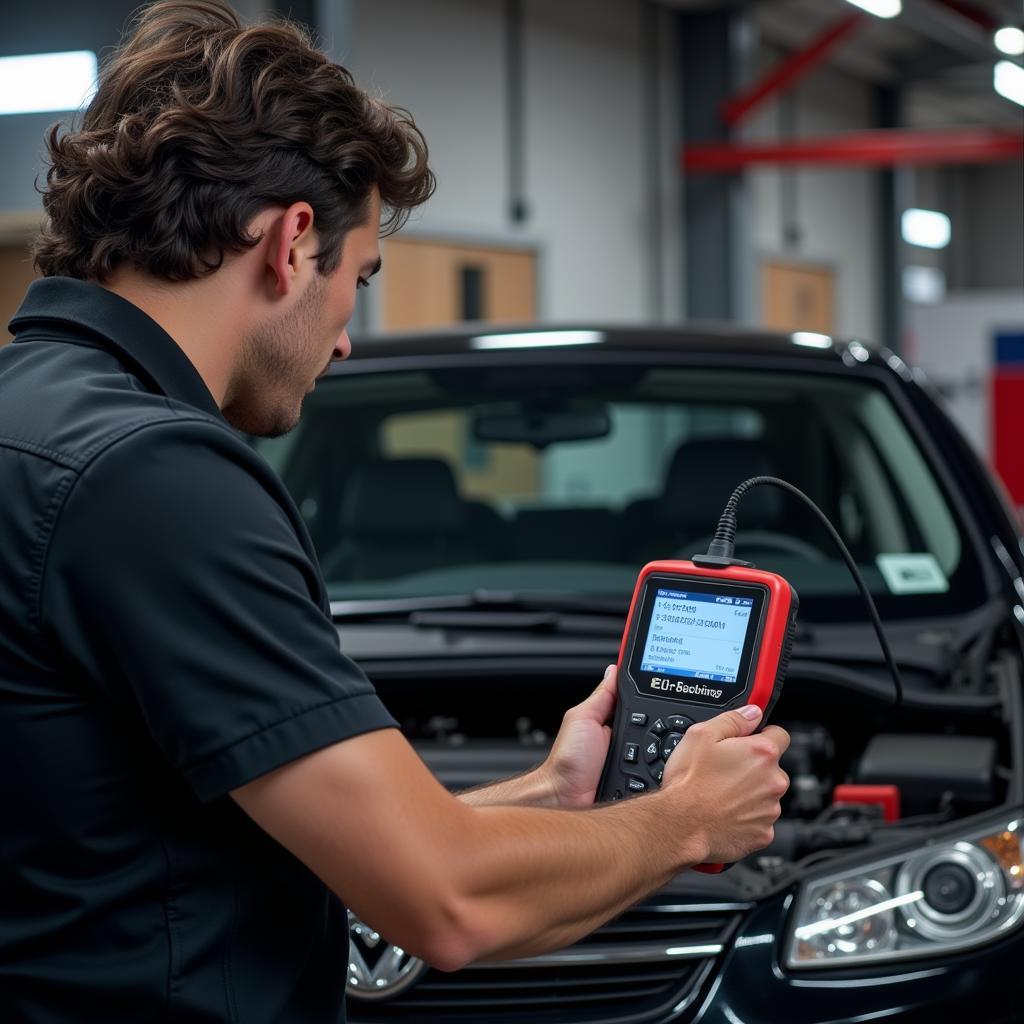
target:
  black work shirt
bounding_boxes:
[0,277,397,1022]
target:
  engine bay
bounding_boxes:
[372,625,1022,887]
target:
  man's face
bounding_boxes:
[223,189,382,437]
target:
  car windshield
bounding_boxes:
[253,360,987,621]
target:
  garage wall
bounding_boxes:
[951,162,1024,292]
[0,0,915,342]
[0,0,684,327]
[347,1,887,335]
[348,0,506,239]
[907,291,1024,458]
[743,52,882,343]
[347,0,683,325]
[906,160,1024,297]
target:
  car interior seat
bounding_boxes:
[620,439,784,563]
[463,500,511,562]
[320,458,482,580]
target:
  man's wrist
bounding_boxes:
[661,786,712,868]
[527,761,562,808]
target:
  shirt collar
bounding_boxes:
[8,276,223,420]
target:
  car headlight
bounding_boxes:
[785,815,1024,969]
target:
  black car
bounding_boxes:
[252,324,1024,1024]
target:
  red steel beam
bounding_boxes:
[683,129,1024,171]
[720,12,864,128]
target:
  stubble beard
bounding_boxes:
[223,274,329,438]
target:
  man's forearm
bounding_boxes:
[232,728,714,974]
[443,792,706,964]
[457,764,557,808]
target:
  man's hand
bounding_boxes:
[662,705,790,864]
[536,664,618,809]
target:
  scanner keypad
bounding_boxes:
[622,712,695,786]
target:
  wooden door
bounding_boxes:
[380,238,536,331]
[761,260,835,335]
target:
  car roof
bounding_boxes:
[344,322,885,366]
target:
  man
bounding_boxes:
[0,2,790,1021]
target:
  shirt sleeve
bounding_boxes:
[41,418,398,802]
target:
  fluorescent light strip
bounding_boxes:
[0,51,98,116]
[471,330,605,350]
[791,332,833,349]
[901,208,951,249]
[843,0,902,18]
[994,60,1024,107]
[994,28,1024,57]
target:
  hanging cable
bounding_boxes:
[703,475,904,707]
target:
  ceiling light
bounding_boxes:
[0,51,98,116]
[903,265,946,304]
[994,60,1024,107]
[471,330,604,350]
[842,0,902,18]
[994,27,1024,57]
[901,208,952,249]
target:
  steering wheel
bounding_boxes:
[677,529,828,563]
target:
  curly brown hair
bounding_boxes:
[32,0,435,281]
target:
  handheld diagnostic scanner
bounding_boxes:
[596,559,798,809]
[597,475,904,873]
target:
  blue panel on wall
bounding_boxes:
[995,333,1024,367]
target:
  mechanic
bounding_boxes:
[0,2,790,1021]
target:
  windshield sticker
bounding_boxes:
[876,554,950,595]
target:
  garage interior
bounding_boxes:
[2,1,1024,1022]
[2,0,1022,488]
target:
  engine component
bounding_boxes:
[760,819,874,862]
[854,734,997,816]
[832,783,901,821]
[781,723,835,817]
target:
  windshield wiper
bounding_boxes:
[406,608,625,635]
[330,589,629,625]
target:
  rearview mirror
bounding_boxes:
[472,401,611,449]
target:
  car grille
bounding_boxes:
[348,898,747,1023]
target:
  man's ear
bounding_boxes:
[267,202,316,297]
